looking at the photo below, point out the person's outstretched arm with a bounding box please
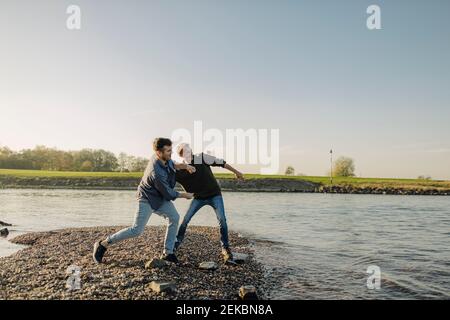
[202,153,244,180]
[224,163,244,181]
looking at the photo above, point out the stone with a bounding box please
[239,285,258,300]
[145,258,168,270]
[232,253,249,264]
[225,259,239,266]
[0,221,12,226]
[199,261,218,270]
[149,281,176,294]
[0,228,9,237]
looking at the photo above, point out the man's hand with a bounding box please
[235,171,245,181]
[186,164,196,174]
[224,163,245,181]
[180,192,194,199]
[174,162,196,173]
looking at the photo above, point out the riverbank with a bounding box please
[0,226,268,300]
[1,169,450,195]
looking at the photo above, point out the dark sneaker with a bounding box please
[222,247,234,263]
[161,253,179,264]
[93,241,107,264]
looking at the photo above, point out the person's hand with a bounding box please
[185,193,194,199]
[181,192,194,199]
[186,165,196,174]
[235,172,244,181]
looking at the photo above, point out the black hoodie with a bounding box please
[176,153,226,199]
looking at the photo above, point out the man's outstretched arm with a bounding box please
[224,163,244,181]
[202,153,244,180]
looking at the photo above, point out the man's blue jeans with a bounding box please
[107,199,179,254]
[176,195,229,249]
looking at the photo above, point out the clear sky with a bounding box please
[1,0,449,179]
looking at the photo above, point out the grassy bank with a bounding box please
[1,169,450,195]
[215,173,450,188]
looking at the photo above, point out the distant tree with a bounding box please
[21,146,74,171]
[0,146,14,168]
[333,156,355,177]
[285,166,295,176]
[72,149,118,172]
[92,149,118,172]
[0,146,33,169]
[117,152,129,172]
[418,175,432,180]
[0,146,13,157]
[72,149,94,171]
[57,151,74,171]
[21,146,49,170]
[80,160,94,172]
[0,145,139,172]
[129,157,148,172]
[117,152,148,172]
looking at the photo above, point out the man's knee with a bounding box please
[130,224,145,236]
[168,211,179,225]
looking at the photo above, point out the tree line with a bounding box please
[0,145,148,172]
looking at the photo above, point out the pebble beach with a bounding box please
[0,226,268,300]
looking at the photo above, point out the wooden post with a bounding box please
[330,149,333,185]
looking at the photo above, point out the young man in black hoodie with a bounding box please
[174,143,244,262]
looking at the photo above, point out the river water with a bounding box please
[0,189,449,299]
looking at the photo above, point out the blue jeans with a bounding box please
[107,199,179,254]
[176,195,229,249]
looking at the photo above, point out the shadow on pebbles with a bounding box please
[0,226,269,300]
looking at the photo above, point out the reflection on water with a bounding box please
[1,189,449,299]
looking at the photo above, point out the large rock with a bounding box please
[149,281,176,294]
[199,261,218,270]
[233,253,249,264]
[225,259,239,266]
[239,285,258,300]
[0,228,9,237]
[0,221,12,226]
[145,258,168,269]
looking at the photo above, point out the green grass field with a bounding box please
[1,168,449,189]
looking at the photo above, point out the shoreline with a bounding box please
[0,226,270,300]
[1,181,449,196]
[1,170,450,195]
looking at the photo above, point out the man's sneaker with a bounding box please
[222,247,234,263]
[93,241,107,264]
[161,253,179,264]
